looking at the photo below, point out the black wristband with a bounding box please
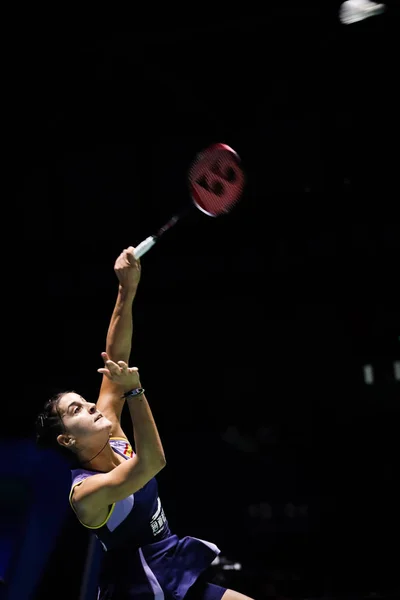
[122,387,145,399]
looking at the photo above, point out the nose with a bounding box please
[89,404,96,414]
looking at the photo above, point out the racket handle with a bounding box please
[133,236,157,259]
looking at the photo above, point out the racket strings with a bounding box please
[190,152,245,216]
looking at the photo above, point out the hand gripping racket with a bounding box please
[133,143,245,259]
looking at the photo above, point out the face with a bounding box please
[57,392,112,450]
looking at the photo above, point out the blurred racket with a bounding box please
[133,143,245,259]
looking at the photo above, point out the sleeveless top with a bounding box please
[69,438,220,600]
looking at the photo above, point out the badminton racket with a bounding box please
[133,143,245,259]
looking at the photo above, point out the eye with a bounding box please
[74,406,81,414]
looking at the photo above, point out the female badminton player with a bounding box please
[35,247,253,600]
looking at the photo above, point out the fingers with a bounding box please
[97,368,112,380]
[126,246,140,266]
[114,247,141,269]
[99,353,139,380]
[101,353,121,374]
[97,363,120,379]
[117,361,139,374]
[105,360,120,373]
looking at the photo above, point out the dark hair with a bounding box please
[35,391,80,468]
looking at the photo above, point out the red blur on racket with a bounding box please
[133,143,245,259]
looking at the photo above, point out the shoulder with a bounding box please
[70,469,96,505]
[69,471,95,517]
[69,470,111,527]
[71,469,93,488]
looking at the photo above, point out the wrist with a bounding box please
[122,387,145,399]
[118,284,138,299]
[122,380,142,394]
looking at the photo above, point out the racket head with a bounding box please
[188,143,245,217]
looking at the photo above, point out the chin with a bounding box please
[96,416,112,429]
[104,417,113,429]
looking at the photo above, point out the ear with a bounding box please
[57,433,74,449]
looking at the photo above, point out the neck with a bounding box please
[78,438,121,472]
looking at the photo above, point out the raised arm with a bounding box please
[73,358,166,518]
[96,247,141,427]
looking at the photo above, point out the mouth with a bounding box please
[95,414,103,422]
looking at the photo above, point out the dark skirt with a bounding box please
[98,533,225,600]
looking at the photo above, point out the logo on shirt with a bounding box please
[123,442,134,458]
[150,497,167,536]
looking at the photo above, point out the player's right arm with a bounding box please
[73,446,165,511]
[73,359,166,515]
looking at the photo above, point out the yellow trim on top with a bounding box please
[109,437,129,441]
[69,480,116,530]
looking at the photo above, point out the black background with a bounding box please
[13,1,400,598]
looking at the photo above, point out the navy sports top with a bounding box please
[70,438,170,551]
[69,438,221,599]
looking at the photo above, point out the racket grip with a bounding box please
[133,236,157,259]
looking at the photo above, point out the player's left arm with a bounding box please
[96,247,141,431]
